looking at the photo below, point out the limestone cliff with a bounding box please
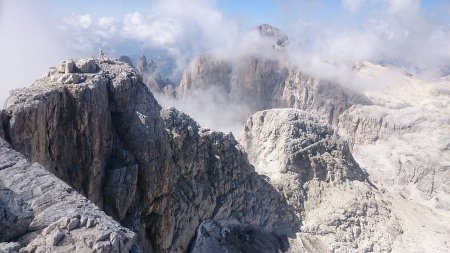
[240,108,450,253]
[176,55,370,126]
[240,109,398,252]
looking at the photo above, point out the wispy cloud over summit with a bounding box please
[1,0,450,105]
[56,0,450,78]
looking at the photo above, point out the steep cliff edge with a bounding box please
[0,138,137,252]
[0,58,298,252]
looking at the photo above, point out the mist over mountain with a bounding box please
[2,0,450,105]
[0,1,449,253]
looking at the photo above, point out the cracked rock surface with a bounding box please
[0,138,137,252]
[240,108,450,252]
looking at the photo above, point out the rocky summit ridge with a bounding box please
[0,57,298,253]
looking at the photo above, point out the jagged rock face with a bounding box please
[135,55,165,94]
[240,109,367,211]
[190,219,290,253]
[0,58,175,252]
[160,108,299,252]
[0,138,137,252]
[4,67,114,207]
[177,55,232,97]
[2,58,167,214]
[119,55,134,68]
[257,24,289,48]
[1,58,298,253]
[136,55,157,76]
[337,105,450,210]
[239,109,407,252]
[173,25,370,127]
[136,55,149,75]
[176,55,370,126]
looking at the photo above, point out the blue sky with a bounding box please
[44,0,284,25]
[41,0,449,23]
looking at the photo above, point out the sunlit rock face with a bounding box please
[240,108,450,253]
[337,103,450,211]
[172,27,450,251]
[240,109,395,252]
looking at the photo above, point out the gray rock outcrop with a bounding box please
[240,109,370,213]
[159,108,299,252]
[136,55,156,76]
[190,219,290,253]
[136,55,148,75]
[239,109,400,252]
[0,187,34,242]
[257,24,289,49]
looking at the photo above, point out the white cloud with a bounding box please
[122,12,180,46]
[59,0,243,77]
[61,14,118,52]
[288,0,450,79]
[0,1,77,105]
[98,17,115,28]
[78,14,93,29]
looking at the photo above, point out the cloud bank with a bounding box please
[58,0,450,80]
[1,0,450,109]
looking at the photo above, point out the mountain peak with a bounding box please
[257,23,289,48]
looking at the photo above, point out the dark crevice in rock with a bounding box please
[0,110,11,144]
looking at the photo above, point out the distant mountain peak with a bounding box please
[257,23,289,48]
